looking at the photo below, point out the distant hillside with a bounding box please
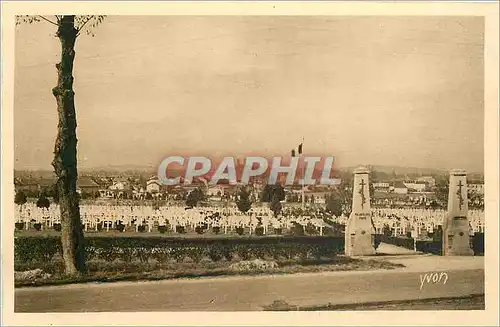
[14,163,483,181]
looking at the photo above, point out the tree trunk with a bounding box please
[52,15,86,275]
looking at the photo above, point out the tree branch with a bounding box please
[75,16,93,36]
[37,15,59,26]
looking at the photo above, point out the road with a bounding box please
[307,294,485,311]
[15,256,484,312]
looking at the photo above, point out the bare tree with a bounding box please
[16,15,105,275]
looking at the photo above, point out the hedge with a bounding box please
[14,236,345,264]
[471,232,484,256]
[378,233,485,256]
[380,235,414,251]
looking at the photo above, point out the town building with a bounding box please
[373,182,390,192]
[146,178,161,193]
[77,177,100,194]
[207,185,225,197]
[109,179,129,191]
[393,181,408,194]
[403,180,427,192]
[416,176,436,188]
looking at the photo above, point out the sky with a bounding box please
[14,16,484,172]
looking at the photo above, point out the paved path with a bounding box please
[376,242,421,255]
[15,255,484,312]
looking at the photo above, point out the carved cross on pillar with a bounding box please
[359,179,366,209]
[456,180,465,210]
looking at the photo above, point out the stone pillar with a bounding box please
[345,167,376,256]
[442,169,474,256]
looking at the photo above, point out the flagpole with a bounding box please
[301,136,305,211]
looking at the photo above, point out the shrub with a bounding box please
[373,234,382,250]
[289,222,305,236]
[14,191,27,206]
[208,245,224,262]
[254,226,264,236]
[235,227,244,235]
[212,226,221,234]
[170,246,187,263]
[36,194,50,209]
[53,223,62,232]
[222,246,233,261]
[274,228,282,235]
[137,225,146,233]
[176,225,186,234]
[195,226,206,235]
[14,237,61,263]
[235,244,252,260]
[416,240,442,255]
[14,235,346,265]
[229,259,278,271]
[185,247,204,263]
[152,248,170,263]
[472,232,484,256]
[158,225,168,234]
[305,223,319,236]
[15,222,25,231]
[251,245,267,259]
[33,223,42,231]
[116,221,125,232]
[381,235,414,250]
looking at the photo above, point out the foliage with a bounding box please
[186,188,205,208]
[116,222,126,232]
[236,188,252,213]
[269,191,284,217]
[305,223,319,236]
[36,193,50,209]
[382,224,392,237]
[325,194,342,217]
[14,191,27,206]
[432,225,443,242]
[15,237,61,263]
[14,236,346,265]
[16,15,106,37]
[435,179,449,206]
[53,223,62,232]
[471,232,484,255]
[260,185,285,203]
[373,234,382,250]
[254,226,264,236]
[195,225,207,235]
[380,235,414,250]
[175,225,186,234]
[288,222,305,236]
[15,222,25,231]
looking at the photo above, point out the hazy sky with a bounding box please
[14,16,484,172]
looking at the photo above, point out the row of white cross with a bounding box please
[15,203,485,236]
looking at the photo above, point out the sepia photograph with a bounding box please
[1,1,499,326]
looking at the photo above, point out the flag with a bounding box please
[291,143,303,157]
